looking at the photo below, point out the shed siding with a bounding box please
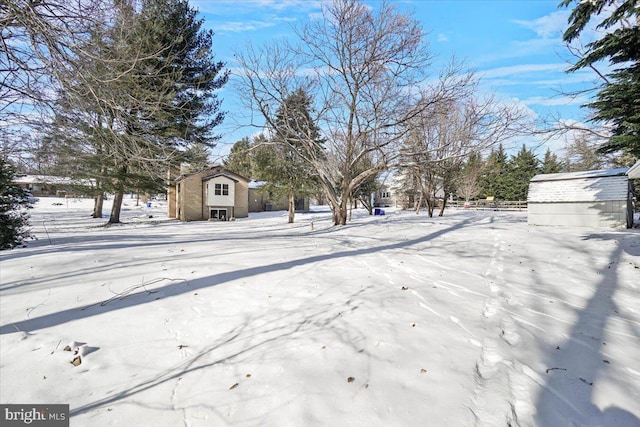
[528,201,627,228]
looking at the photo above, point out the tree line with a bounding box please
[1,0,638,244]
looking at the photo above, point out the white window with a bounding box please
[215,183,229,196]
[382,191,391,199]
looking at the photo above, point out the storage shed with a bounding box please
[528,167,634,229]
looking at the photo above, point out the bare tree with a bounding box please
[236,0,440,225]
[397,69,531,217]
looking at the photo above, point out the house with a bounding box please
[527,167,635,229]
[169,166,250,221]
[11,174,93,197]
[374,184,393,207]
[384,176,446,209]
[248,181,310,212]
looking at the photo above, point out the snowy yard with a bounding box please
[1,197,639,427]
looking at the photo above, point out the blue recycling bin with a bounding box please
[374,208,385,215]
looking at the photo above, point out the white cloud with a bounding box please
[480,63,567,79]
[437,33,449,43]
[217,20,277,32]
[512,10,571,40]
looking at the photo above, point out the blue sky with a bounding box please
[191,0,601,160]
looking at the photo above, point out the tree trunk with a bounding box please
[92,192,104,218]
[438,194,448,217]
[335,206,348,225]
[109,190,124,224]
[415,192,422,214]
[288,192,295,224]
[426,196,434,217]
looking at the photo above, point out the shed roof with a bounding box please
[528,174,629,203]
[530,167,628,182]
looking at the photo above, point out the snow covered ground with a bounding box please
[1,197,639,427]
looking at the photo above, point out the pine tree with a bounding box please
[481,144,509,200]
[224,138,253,179]
[252,88,324,223]
[540,148,563,174]
[48,0,228,223]
[0,159,31,249]
[561,0,640,158]
[507,145,539,200]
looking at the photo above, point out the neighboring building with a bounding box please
[527,167,635,229]
[248,181,310,213]
[11,174,93,197]
[629,160,640,180]
[384,176,445,209]
[169,166,250,221]
[374,184,393,207]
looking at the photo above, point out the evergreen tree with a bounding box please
[507,145,539,200]
[481,144,509,200]
[540,148,563,174]
[48,0,228,223]
[0,159,31,249]
[561,0,640,158]
[253,88,324,223]
[224,137,253,178]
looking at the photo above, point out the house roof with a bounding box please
[530,167,629,182]
[174,166,250,183]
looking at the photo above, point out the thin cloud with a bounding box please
[480,63,567,79]
[217,20,277,33]
[522,94,590,107]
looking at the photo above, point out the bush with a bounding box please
[0,159,32,249]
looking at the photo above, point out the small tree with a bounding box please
[0,159,31,249]
[540,148,563,174]
[457,151,485,204]
[252,88,323,223]
[481,144,509,200]
[506,144,539,200]
[224,137,253,179]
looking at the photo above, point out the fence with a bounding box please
[452,199,528,211]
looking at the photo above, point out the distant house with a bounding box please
[527,167,635,229]
[248,181,310,213]
[384,176,445,209]
[11,174,93,197]
[169,166,250,221]
[374,184,394,207]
